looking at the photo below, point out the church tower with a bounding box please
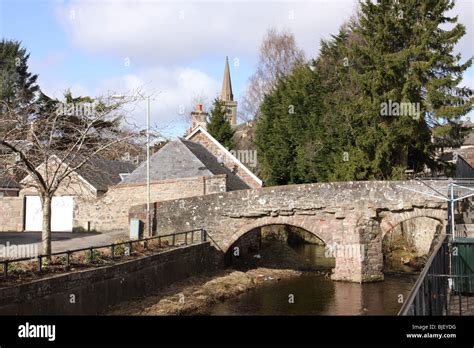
[220,56,238,127]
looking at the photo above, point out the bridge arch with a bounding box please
[132,180,449,282]
[224,215,333,254]
[382,214,444,266]
[379,208,446,239]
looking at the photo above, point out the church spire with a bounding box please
[220,56,234,101]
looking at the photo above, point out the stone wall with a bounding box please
[16,174,227,233]
[77,174,227,233]
[188,131,261,189]
[130,180,448,282]
[0,197,23,232]
[0,242,220,315]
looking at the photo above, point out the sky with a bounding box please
[0,0,473,138]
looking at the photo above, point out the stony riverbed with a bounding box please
[105,241,331,315]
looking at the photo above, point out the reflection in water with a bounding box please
[202,243,416,315]
[201,273,415,315]
[291,243,335,269]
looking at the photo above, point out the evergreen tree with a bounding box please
[207,98,235,149]
[255,0,473,185]
[255,64,329,185]
[0,40,39,111]
[346,0,473,179]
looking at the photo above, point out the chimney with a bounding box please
[190,103,208,132]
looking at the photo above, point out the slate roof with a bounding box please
[76,159,136,192]
[0,174,19,190]
[463,131,474,146]
[120,138,250,190]
[180,139,250,190]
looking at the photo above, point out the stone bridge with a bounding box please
[129,181,448,283]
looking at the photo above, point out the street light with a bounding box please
[112,94,152,236]
[146,96,151,236]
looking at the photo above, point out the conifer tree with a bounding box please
[255,0,473,184]
[256,64,328,185]
[0,40,39,134]
[207,98,235,149]
[347,0,473,178]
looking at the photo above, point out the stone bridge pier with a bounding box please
[129,181,448,283]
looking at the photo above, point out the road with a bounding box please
[0,231,128,258]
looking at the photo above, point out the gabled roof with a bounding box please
[463,131,474,146]
[120,138,250,190]
[180,139,249,190]
[20,155,136,193]
[0,174,19,190]
[463,119,474,128]
[120,139,213,184]
[77,159,136,192]
[186,125,263,187]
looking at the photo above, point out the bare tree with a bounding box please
[240,28,306,121]
[0,91,145,256]
[179,92,211,127]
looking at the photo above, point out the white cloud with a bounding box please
[50,0,473,134]
[94,66,220,137]
[55,0,357,65]
[56,0,473,64]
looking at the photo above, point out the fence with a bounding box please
[398,235,449,315]
[0,228,207,279]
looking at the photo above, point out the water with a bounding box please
[290,243,336,269]
[202,243,417,315]
[201,273,416,315]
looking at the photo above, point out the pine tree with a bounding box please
[316,0,473,180]
[347,0,473,178]
[0,40,39,111]
[207,98,235,149]
[255,0,473,185]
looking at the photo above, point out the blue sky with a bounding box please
[1,0,473,137]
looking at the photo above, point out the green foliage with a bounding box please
[0,39,39,106]
[207,98,235,149]
[256,0,473,184]
[343,0,473,179]
[0,40,40,136]
[34,90,123,152]
[256,64,330,185]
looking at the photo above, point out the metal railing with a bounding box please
[398,234,450,316]
[0,228,207,279]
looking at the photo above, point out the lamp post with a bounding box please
[146,96,151,236]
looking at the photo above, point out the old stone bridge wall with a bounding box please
[130,181,448,283]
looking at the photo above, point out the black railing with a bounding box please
[398,234,450,315]
[0,228,207,279]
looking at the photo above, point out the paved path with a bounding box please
[0,231,128,258]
